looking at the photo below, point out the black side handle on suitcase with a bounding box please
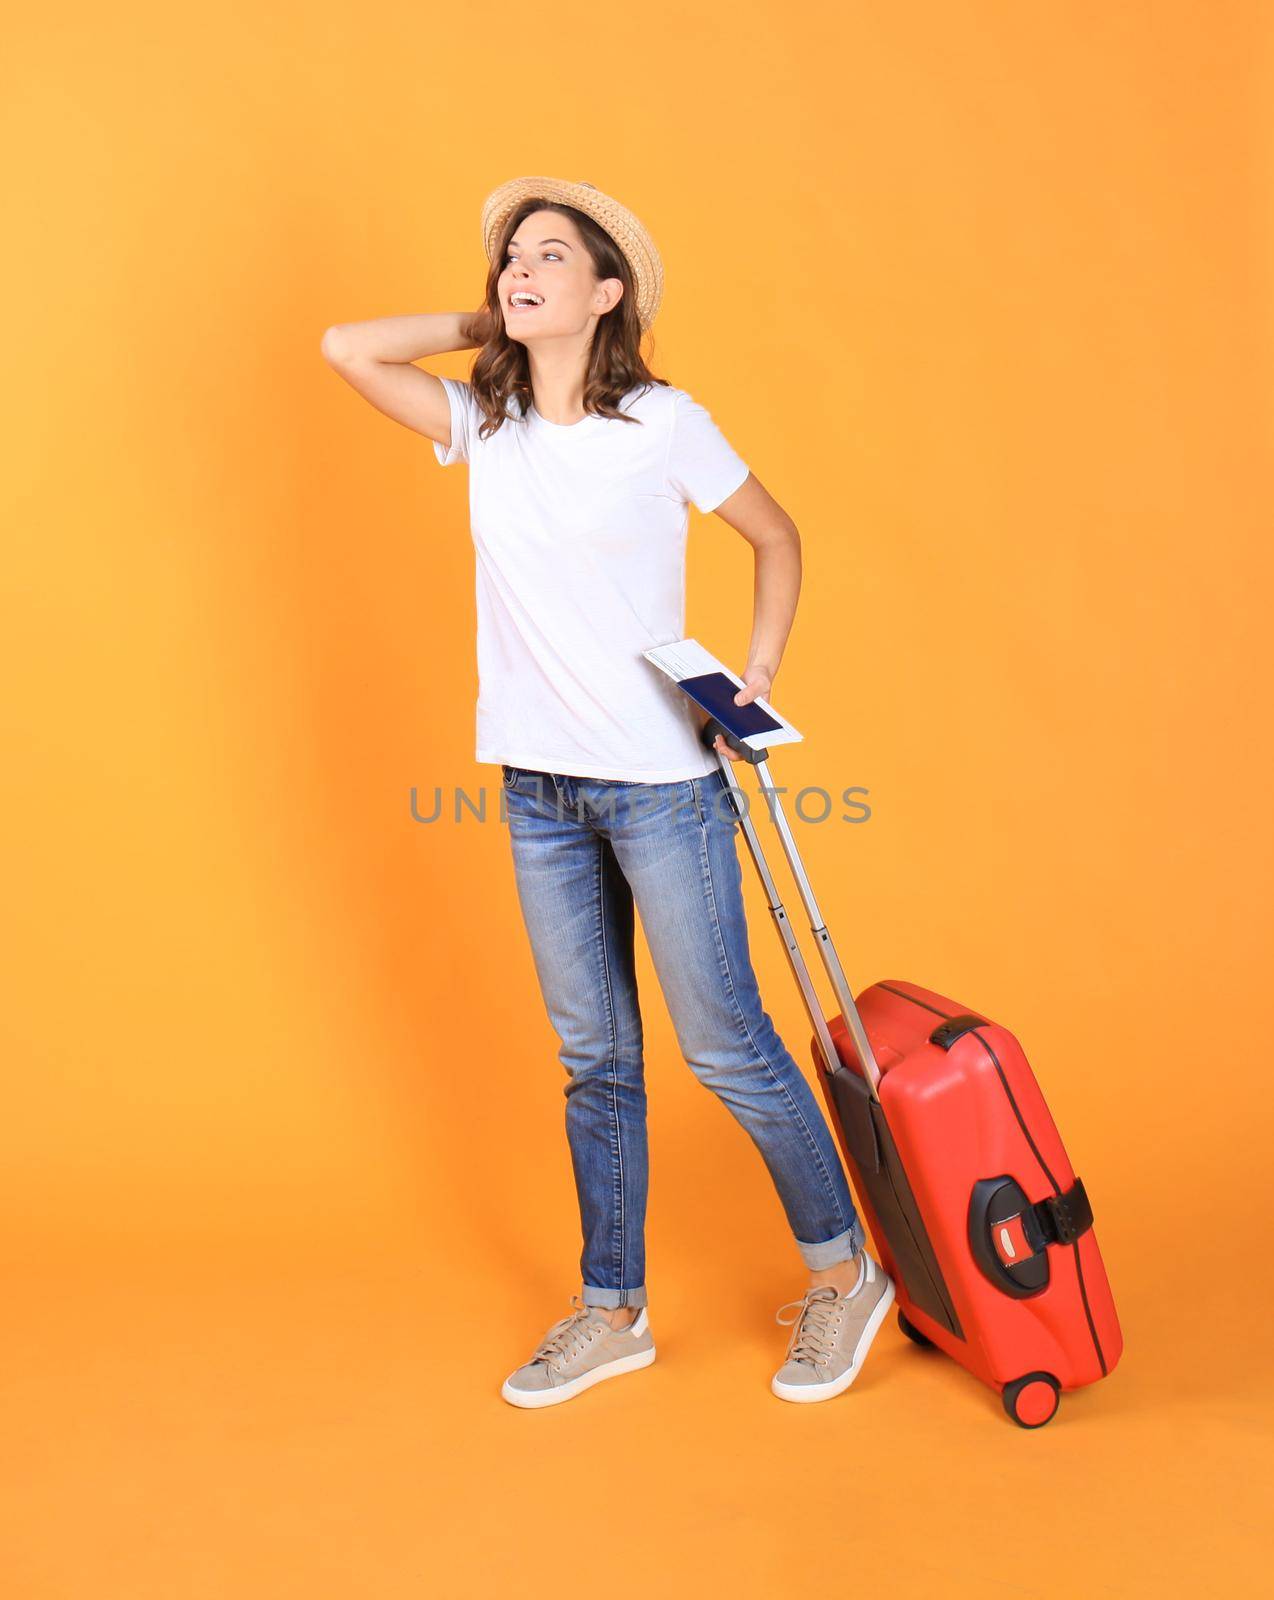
[930,1013,990,1049]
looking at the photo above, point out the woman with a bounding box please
[321,176,894,1408]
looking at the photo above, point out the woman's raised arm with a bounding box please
[320,308,492,445]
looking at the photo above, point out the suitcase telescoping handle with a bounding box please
[700,717,883,1101]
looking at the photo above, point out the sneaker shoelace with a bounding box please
[532,1294,608,1371]
[775,1284,843,1368]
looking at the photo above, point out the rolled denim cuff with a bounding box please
[796,1215,866,1271]
[581,1281,649,1310]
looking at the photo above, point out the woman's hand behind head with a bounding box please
[461,304,496,348]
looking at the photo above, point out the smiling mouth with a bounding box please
[508,293,544,312]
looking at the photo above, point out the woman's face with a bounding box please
[498,210,622,343]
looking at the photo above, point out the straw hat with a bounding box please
[479,176,664,331]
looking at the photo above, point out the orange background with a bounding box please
[4,2,1271,1595]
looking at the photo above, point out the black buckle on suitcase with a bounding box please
[1031,1177,1093,1248]
[970,1176,1095,1298]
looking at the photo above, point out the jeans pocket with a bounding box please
[501,764,520,789]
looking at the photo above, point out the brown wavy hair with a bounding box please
[468,199,668,441]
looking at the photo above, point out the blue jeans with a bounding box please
[499,762,865,1310]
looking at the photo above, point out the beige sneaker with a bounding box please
[771,1253,896,1403]
[500,1294,656,1409]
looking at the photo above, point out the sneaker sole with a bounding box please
[770,1277,896,1404]
[500,1344,657,1409]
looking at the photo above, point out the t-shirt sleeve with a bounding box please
[665,389,751,513]
[432,375,480,467]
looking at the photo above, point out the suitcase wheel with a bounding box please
[1001,1371,1061,1429]
[896,1309,935,1349]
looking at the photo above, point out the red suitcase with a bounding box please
[702,720,1123,1427]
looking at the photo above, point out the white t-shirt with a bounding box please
[432,376,750,782]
